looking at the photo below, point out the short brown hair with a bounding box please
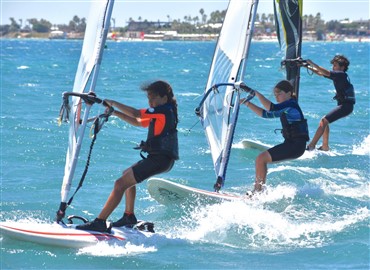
[274,80,293,94]
[331,55,350,71]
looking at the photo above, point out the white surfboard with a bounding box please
[147,178,244,206]
[0,220,154,249]
[241,139,270,152]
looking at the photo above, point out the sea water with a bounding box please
[0,39,369,269]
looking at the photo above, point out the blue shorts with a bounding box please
[132,154,175,183]
[268,139,306,162]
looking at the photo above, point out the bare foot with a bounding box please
[318,146,329,151]
[306,145,315,151]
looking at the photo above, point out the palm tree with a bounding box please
[199,8,205,24]
[111,18,115,31]
[268,13,274,24]
[261,13,267,24]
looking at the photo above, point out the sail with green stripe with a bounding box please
[274,0,303,99]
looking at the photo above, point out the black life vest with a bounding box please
[136,130,179,160]
[135,104,179,160]
[334,84,356,105]
[329,72,356,105]
[280,102,309,141]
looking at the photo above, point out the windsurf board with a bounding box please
[0,220,154,249]
[147,178,244,206]
[241,139,270,152]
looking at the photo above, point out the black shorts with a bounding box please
[325,103,354,124]
[132,154,175,183]
[268,139,306,162]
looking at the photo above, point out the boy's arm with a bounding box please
[306,59,331,77]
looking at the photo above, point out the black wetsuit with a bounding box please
[132,103,178,183]
[262,98,309,162]
[324,70,355,123]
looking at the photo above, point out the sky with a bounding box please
[1,0,369,27]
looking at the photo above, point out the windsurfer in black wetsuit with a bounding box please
[304,55,355,151]
[240,80,309,193]
[76,80,179,232]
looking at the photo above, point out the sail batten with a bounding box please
[198,0,258,189]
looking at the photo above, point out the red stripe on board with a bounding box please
[1,225,126,241]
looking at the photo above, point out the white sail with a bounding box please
[198,0,258,190]
[57,0,115,221]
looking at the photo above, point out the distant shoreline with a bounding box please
[1,37,368,43]
[2,32,369,43]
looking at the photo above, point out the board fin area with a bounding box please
[147,178,244,206]
[127,221,155,233]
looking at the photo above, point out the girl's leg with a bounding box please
[254,151,272,191]
[97,168,136,220]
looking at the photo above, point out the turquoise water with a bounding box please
[1,39,369,269]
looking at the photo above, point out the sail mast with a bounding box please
[296,1,303,98]
[216,0,259,190]
[56,0,115,222]
[274,0,303,99]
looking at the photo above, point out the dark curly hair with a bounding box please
[141,80,178,124]
[330,55,350,72]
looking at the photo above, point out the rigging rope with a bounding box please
[57,92,114,213]
[67,107,114,207]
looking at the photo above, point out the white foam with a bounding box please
[178,92,200,97]
[270,165,367,198]
[299,148,343,160]
[174,199,369,250]
[17,66,29,69]
[77,241,157,256]
[352,134,370,155]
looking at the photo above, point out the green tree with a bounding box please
[68,16,86,32]
[76,18,86,32]
[326,20,341,33]
[73,15,80,25]
[199,8,206,24]
[0,24,10,36]
[303,15,308,29]
[261,13,267,24]
[28,18,51,33]
[208,10,223,23]
[9,17,21,32]
[267,13,274,24]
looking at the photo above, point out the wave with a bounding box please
[161,194,369,251]
[352,134,370,155]
[269,165,368,199]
